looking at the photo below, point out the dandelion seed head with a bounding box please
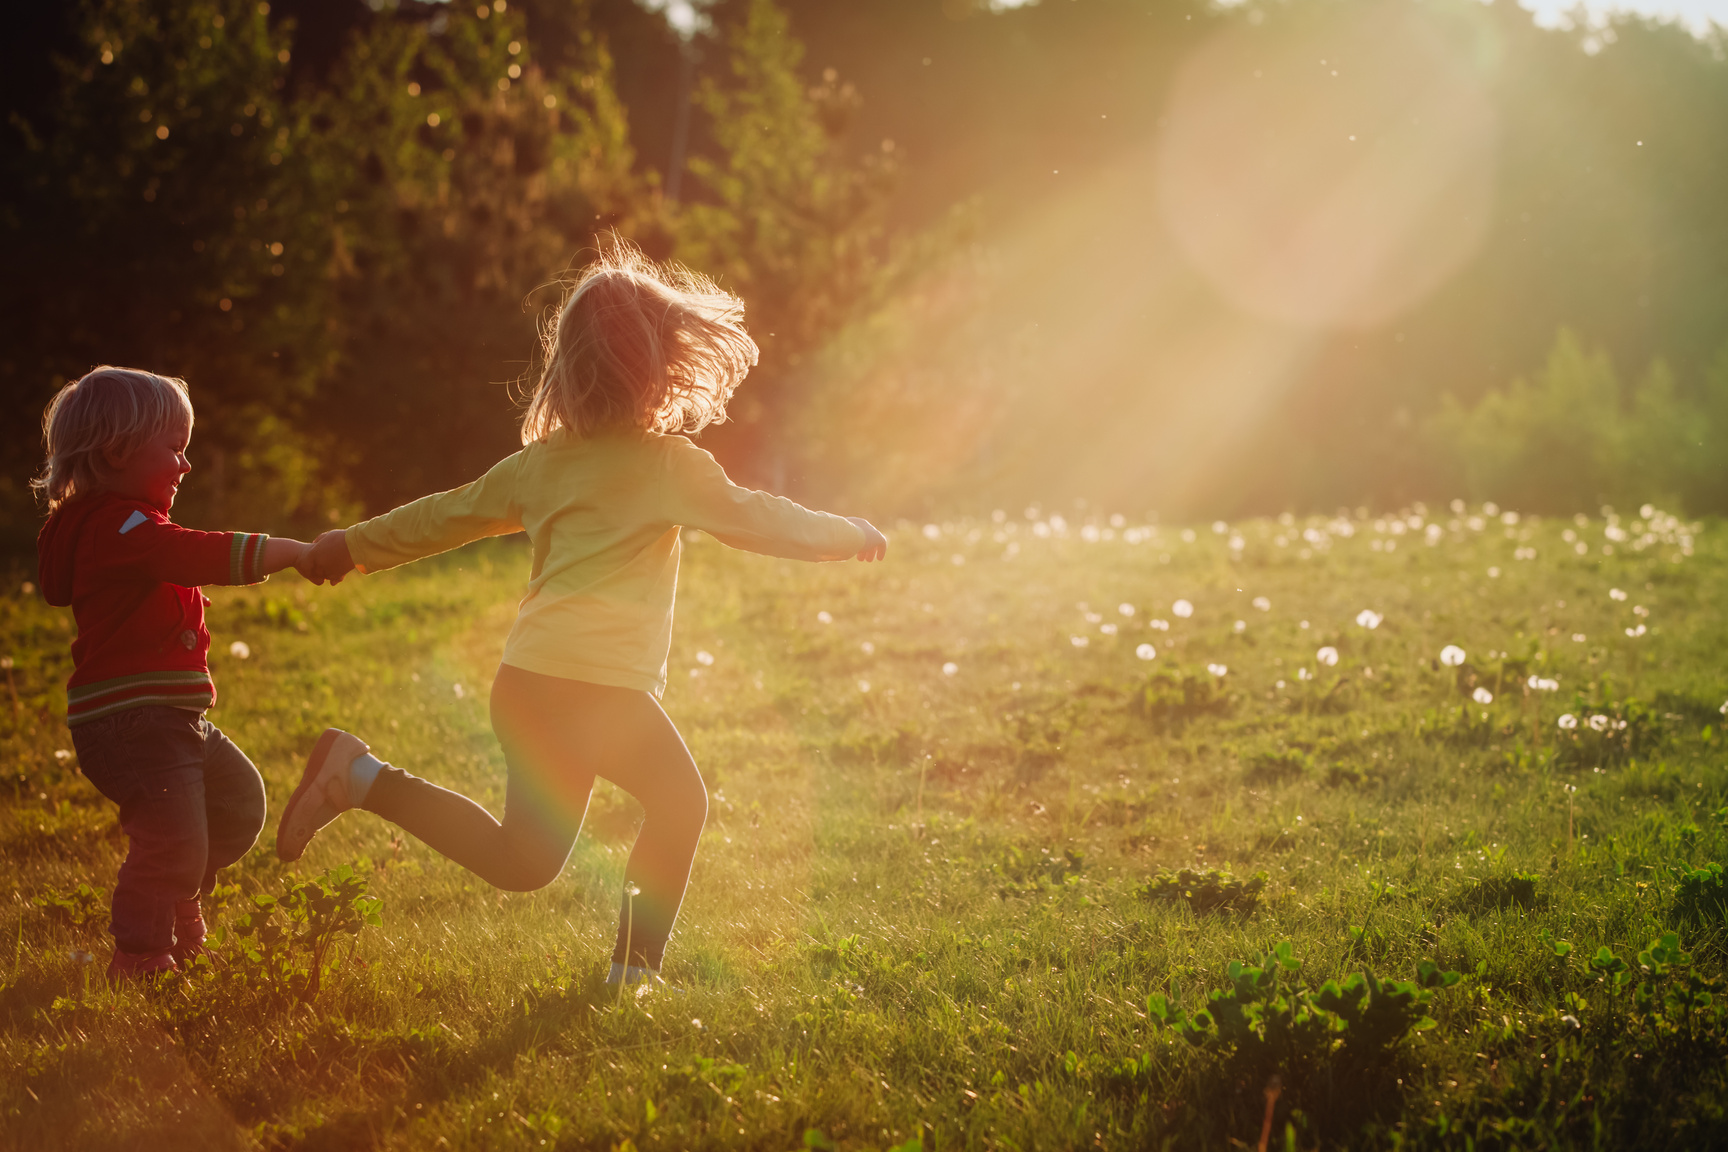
[1135,643,1157,661]
[1150,619,1170,631]
[1252,596,1271,611]
[696,650,715,666]
[942,662,959,676]
[922,524,941,540]
[817,610,833,624]
[858,679,871,692]
[1473,687,1494,705]
[1572,633,1587,643]
[1207,663,1228,677]
[1440,645,1466,667]
[1610,588,1628,601]
[1172,599,1194,618]
[861,641,875,655]
[1316,646,1339,666]
[1070,636,1089,648]
[1233,620,1246,633]
[1100,623,1118,635]
[1118,602,1135,616]
[452,682,465,698]
[229,640,251,659]
[1558,713,1579,730]
[1355,609,1383,629]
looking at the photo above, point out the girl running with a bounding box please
[278,242,887,985]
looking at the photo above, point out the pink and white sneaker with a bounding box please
[276,728,370,862]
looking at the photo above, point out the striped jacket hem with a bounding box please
[66,670,214,727]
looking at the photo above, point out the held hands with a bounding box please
[296,529,357,585]
[847,517,888,562]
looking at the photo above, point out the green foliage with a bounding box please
[1135,867,1267,915]
[1431,328,1725,515]
[1149,943,1459,1139]
[33,883,107,930]
[216,862,382,1006]
[1672,862,1728,927]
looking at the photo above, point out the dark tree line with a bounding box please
[3,0,1726,544]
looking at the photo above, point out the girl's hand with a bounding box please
[304,529,357,585]
[847,517,888,562]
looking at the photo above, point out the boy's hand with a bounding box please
[847,517,888,562]
[291,542,320,583]
[304,529,356,585]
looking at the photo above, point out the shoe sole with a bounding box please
[276,727,348,862]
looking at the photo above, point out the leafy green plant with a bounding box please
[1673,862,1728,926]
[33,883,107,930]
[1148,943,1460,1140]
[1135,867,1267,915]
[995,845,1084,898]
[216,863,382,1005]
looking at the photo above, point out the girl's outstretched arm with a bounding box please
[662,438,878,562]
[847,517,888,562]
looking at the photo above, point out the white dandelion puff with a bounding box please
[1298,667,1311,680]
[861,641,875,655]
[1610,588,1628,601]
[922,524,941,540]
[1150,619,1170,631]
[1251,596,1271,611]
[1355,609,1383,629]
[942,662,959,676]
[696,650,715,666]
[1558,713,1579,730]
[1207,663,1228,677]
[452,682,465,698]
[816,610,833,624]
[229,640,251,659]
[1487,566,1501,579]
[1118,603,1136,617]
[1173,599,1194,618]
[1135,643,1157,661]
[1572,633,1587,643]
[1439,645,1466,667]
[1527,675,1560,691]
[1233,620,1246,633]
[1071,636,1089,648]
[1100,623,1118,635]
[1589,714,1610,732]
[1472,687,1494,705]
[1625,625,1646,638]
[858,680,871,693]
[1316,646,1339,667]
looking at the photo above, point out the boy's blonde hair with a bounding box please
[34,367,194,512]
[522,240,758,443]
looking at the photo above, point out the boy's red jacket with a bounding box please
[38,492,269,727]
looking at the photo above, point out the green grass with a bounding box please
[4,505,1728,1150]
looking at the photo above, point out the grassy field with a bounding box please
[4,503,1728,1151]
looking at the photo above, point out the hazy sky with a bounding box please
[1521,0,1727,34]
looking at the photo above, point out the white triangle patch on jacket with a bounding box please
[119,510,149,535]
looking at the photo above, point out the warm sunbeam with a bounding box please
[1156,3,1498,330]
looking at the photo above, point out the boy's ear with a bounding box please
[101,440,130,470]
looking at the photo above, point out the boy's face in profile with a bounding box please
[105,417,193,512]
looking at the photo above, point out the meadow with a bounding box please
[3,502,1727,1151]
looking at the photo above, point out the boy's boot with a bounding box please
[107,946,176,983]
[171,897,207,964]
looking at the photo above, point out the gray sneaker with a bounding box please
[276,728,369,861]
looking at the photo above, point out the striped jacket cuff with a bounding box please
[229,533,270,585]
[66,671,215,726]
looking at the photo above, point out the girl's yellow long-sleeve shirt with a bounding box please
[345,429,867,696]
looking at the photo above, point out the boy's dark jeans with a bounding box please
[71,706,267,955]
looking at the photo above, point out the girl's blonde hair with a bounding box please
[522,240,757,443]
[34,367,194,513]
